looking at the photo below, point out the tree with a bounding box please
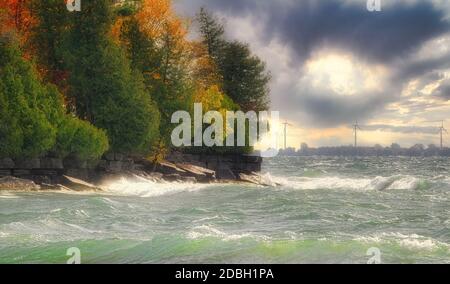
[196,7,224,61]
[118,0,192,147]
[0,36,108,159]
[30,0,71,88]
[0,0,34,41]
[196,9,271,112]
[219,41,271,111]
[60,0,160,154]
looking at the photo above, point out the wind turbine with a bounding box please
[424,120,448,150]
[439,120,448,150]
[282,121,293,150]
[353,120,361,148]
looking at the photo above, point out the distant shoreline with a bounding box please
[278,144,450,157]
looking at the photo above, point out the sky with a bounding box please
[174,0,450,148]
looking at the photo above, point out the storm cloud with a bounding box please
[175,0,450,142]
[179,0,450,64]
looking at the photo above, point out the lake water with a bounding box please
[1,156,450,263]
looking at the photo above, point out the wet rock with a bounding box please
[61,175,101,192]
[216,167,236,180]
[163,173,182,182]
[176,163,215,180]
[132,172,163,182]
[65,169,89,181]
[0,176,40,191]
[238,173,277,187]
[157,161,186,175]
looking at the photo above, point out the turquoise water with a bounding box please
[1,156,450,264]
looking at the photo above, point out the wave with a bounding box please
[102,176,211,198]
[187,225,270,242]
[271,175,431,191]
[354,232,449,251]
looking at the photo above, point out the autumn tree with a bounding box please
[30,0,72,88]
[68,0,160,154]
[118,0,192,148]
[0,0,34,40]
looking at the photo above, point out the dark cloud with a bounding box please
[282,86,396,127]
[434,79,450,100]
[175,0,450,131]
[179,0,450,64]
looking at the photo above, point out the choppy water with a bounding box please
[1,156,450,264]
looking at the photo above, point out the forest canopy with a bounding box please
[0,0,271,160]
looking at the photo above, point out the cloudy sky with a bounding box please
[175,0,450,148]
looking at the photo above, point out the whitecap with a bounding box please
[102,177,210,198]
[187,225,270,242]
[354,232,449,251]
[269,174,426,191]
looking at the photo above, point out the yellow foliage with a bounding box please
[136,0,188,46]
[190,41,221,88]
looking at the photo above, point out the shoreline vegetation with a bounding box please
[0,0,271,192]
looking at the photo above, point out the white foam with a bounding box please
[272,175,423,191]
[187,225,270,241]
[354,232,449,251]
[103,177,210,198]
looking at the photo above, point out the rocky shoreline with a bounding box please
[0,153,275,192]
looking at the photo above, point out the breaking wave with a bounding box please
[271,175,432,191]
[102,176,211,198]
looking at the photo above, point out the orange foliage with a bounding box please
[0,0,34,38]
[190,41,222,89]
[135,0,188,48]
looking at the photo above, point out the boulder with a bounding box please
[121,159,134,171]
[40,158,63,169]
[61,175,101,192]
[97,160,108,170]
[216,167,237,180]
[132,172,163,182]
[157,161,186,175]
[65,169,89,181]
[63,158,87,169]
[12,169,31,176]
[107,161,123,173]
[114,153,124,161]
[162,174,197,183]
[14,159,40,169]
[177,163,215,178]
[104,153,115,161]
[238,173,277,187]
[0,176,40,191]
[0,158,14,169]
[0,170,12,176]
[163,173,183,182]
